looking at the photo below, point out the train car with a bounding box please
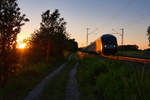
[97,34,118,55]
[83,42,96,53]
[83,34,118,55]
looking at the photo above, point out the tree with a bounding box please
[118,45,139,51]
[0,0,29,87]
[66,39,78,51]
[147,26,150,46]
[30,9,69,60]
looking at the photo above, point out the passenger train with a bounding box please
[83,34,118,55]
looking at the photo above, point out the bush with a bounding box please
[77,55,150,100]
[118,45,139,51]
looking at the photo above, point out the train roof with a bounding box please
[95,34,116,41]
[101,34,116,38]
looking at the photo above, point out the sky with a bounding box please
[18,0,150,49]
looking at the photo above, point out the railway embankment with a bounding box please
[116,50,150,59]
[2,52,150,100]
[76,53,150,100]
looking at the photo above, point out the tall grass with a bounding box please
[0,57,66,100]
[116,50,150,59]
[77,55,150,100]
[39,54,78,100]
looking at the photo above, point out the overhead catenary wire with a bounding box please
[86,27,99,46]
[86,0,149,47]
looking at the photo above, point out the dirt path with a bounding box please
[66,63,80,100]
[24,54,80,100]
[24,63,67,100]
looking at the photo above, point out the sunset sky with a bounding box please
[18,0,150,49]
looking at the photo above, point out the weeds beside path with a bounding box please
[2,53,80,100]
[38,53,80,100]
[24,63,67,100]
[0,57,65,100]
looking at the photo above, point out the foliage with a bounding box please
[29,9,78,61]
[65,39,78,52]
[147,26,150,46]
[39,54,78,100]
[77,55,150,100]
[116,50,150,59]
[118,45,139,51]
[0,0,29,87]
[0,57,65,100]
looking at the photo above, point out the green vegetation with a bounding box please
[0,0,29,87]
[39,54,78,100]
[116,50,150,59]
[0,0,78,88]
[118,45,139,51]
[0,57,66,100]
[29,9,78,60]
[77,54,150,100]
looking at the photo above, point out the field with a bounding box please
[0,57,66,100]
[116,50,150,59]
[77,54,150,100]
[1,52,150,100]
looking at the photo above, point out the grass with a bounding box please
[0,57,66,100]
[116,50,150,59]
[39,54,78,100]
[77,54,150,100]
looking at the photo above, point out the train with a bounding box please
[83,34,118,55]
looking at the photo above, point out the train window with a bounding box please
[102,37,117,44]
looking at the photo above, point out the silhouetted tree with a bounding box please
[147,26,150,46]
[66,39,78,51]
[118,45,139,51]
[0,0,29,87]
[30,9,69,60]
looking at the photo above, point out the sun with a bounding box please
[18,43,26,49]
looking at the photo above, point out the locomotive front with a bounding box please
[101,34,118,55]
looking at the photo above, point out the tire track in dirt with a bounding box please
[24,63,67,100]
[66,63,80,100]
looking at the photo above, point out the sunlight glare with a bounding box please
[18,43,26,49]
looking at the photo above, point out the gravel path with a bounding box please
[66,63,80,100]
[24,63,67,100]
[24,54,79,100]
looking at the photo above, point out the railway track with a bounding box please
[80,51,150,64]
[103,55,150,64]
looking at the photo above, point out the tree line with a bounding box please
[0,0,78,87]
[118,45,139,51]
[0,0,150,87]
[27,9,78,63]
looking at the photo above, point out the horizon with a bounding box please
[18,0,150,49]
